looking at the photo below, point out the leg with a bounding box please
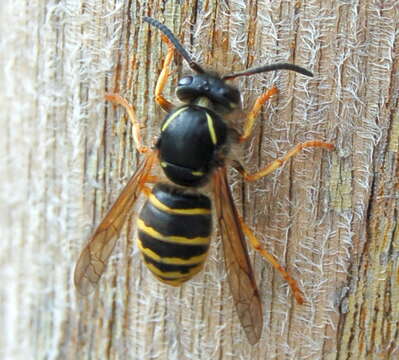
[105,93,148,154]
[239,86,279,142]
[234,141,335,182]
[239,218,305,305]
[155,35,176,112]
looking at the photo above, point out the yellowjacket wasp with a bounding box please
[74,17,334,344]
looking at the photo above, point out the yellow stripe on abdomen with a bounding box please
[137,239,208,265]
[148,192,211,215]
[143,261,204,279]
[137,218,210,245]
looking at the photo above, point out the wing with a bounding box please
[212,166,263,345]
[74,150,157,295]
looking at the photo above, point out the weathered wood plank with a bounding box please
[1,1,398,359]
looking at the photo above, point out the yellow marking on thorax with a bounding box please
[161,107,187,132]
[137,240,208,265]
[206,113,217,144]
[137,218,210,245]
[149,193,211,215]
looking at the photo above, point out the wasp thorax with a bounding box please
[176,73,240,113]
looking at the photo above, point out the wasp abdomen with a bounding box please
[137,183,212,286]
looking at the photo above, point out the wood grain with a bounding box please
[1,0,399,359]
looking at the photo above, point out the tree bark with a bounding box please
[1,1,399,359]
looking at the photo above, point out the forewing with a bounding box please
[212,166,263,344]
[74,151,157,295]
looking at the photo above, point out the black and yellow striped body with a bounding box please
[137,183,212,286]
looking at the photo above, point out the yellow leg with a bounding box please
[105,93,148,154]
[155,35,176,112]
[240,219,305,305]
[240,86,279,142]
[234,141,335,182]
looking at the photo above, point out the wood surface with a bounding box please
[1,1,399,359]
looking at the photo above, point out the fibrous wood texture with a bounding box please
[1,1,399,359]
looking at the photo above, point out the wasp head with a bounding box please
[176,73,241,113]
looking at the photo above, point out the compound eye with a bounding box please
[178,76,193,86]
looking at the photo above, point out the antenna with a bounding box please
[143,17,205,74]
[222,63,313,80]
